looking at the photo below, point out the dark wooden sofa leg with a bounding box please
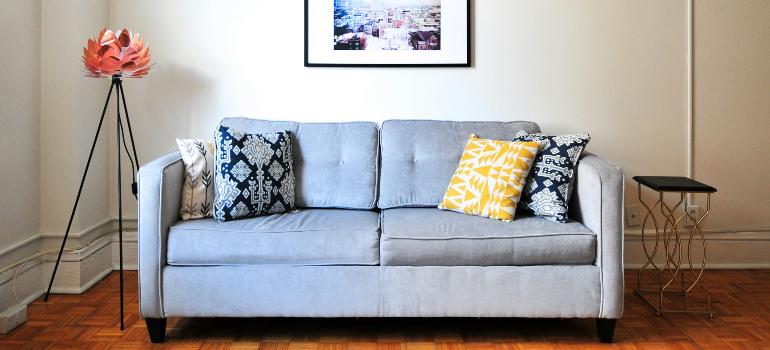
[596,318,617,343]
[145,318,167,343]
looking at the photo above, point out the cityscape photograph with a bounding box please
[333,0,441,50]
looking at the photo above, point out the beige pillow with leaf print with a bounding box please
[176,139,215,220]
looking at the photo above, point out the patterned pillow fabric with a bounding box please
[176,139,216,220]
[513,131,591,223]
[214,125,296,222]
[438,135,541,221]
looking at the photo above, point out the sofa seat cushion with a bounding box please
[380,208,595,266]
[167,209,380,266]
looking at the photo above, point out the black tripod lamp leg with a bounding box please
[118,118,136,196]
[119,84,140,197]
[45,81,116,302]
[116,81,125,331]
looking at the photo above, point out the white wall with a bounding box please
[41,0,111,236]
[106,0,770,236]
[0,0,42,251]
[693,1,770,231]
[110,0,694,225]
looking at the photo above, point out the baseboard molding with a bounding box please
[39,217,115,251]
[41,235,114,294]
[39,217,137,250]
[0,259,44,317]
[0,217,137,334]
[112,231,138,271]
[624,229,770,269]
[0,236,41,281]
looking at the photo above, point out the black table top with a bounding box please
[633,176,717,193]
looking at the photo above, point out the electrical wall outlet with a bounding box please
[626,205,641,226]
[684,205,699,227]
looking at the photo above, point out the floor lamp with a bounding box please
[44,28,153,330]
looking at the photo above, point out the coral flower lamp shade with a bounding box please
[82,28,153,78]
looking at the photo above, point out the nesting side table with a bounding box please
[632,176,717,317]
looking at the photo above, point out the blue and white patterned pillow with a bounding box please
[214,125,295,222]
[513,131,590,223]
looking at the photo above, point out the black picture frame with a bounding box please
[305,0,471,67]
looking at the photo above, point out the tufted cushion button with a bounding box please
[339,160,344,165]
[413,159,418,163]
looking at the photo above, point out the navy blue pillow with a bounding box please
[513,131,590,223]
[214,125,295,222]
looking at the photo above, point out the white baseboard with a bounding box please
[0,217,137,334]
[0,259,44,317]
[39,217,116,251]
[625,229,770,269]
[112,232,138,270]
[41,235,114,294]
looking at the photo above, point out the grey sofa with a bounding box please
[137,118,625,343]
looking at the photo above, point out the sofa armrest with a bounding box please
[568,152,625,319]
[137,151,184,319]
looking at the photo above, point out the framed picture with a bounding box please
[305,0,470,67]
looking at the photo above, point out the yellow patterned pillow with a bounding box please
[438,135,541,221]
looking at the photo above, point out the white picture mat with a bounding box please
[307,0,468,65]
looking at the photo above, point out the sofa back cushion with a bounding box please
[220,118,379,209]
[378,120,541,209]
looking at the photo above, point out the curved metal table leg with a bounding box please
[634,185,714,318]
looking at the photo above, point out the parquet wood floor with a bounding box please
[2,269,769,349]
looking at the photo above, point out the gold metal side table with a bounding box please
[632,176,717,317]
